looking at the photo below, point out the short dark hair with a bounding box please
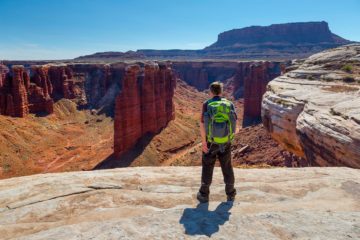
[210,81,223,95]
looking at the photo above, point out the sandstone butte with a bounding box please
[0,167,359,239]
[262,44,360,168]
[114,63,176,157]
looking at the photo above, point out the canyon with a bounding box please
[172,61,283,126]
[0,59,295,179]
[0,23,358,179]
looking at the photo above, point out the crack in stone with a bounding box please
[6,189,93,210]
[86,185,123,190]
[5,186,123,211]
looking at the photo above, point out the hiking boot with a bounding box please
[227,189,236,202]
[197,192,209,203]
[227,194,236,202]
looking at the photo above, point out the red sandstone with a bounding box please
[114,63,176,157]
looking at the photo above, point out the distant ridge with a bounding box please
[75,21,355,61]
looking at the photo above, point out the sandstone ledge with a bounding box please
[0,167,359,239]
[262,44,360,167]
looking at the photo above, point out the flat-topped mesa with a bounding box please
[262,44,360,168]
[212,21,339,47]
[114,63,176,157]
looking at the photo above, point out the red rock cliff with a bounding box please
[0,64,84,117]
[67,63,125,109]
[0,65,29,117]
[47,65,79,100]
[29,66,54,114]
[114,63,176,157]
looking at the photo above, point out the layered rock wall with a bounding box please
[173,61,282,126]
[114,63,176,157]
[172,61,238,90]
[68,63,125,110]
[28,66,54,114]
[0,63,120,117]
[262,44,360,168]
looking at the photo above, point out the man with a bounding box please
[197,81,237,203]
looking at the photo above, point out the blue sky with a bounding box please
[0,0,359,60]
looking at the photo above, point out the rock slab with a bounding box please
[262,44,360,167]
[0,167,359,239]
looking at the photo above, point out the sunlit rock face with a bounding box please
[113,63,176,157]
[0,167,359,239]
[0,65,29,117]
[262,44,360,168]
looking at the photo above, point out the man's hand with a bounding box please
[202,142,209,153]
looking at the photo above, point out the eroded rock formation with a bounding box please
[262,44,360,168]
[114,63,176,157]
[0,63,123,117]
[28,66,54,114]
[68,63,126,111]
[0,65,29,117]
[47,65,80,100]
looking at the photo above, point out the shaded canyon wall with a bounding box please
[172,61,283,126]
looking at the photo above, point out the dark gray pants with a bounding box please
[199,143,236,196]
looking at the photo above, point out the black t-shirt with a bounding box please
[201,96,236,123]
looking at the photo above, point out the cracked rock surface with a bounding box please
[262,44,360,167]
[0,167,359,239]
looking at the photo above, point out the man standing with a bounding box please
[197,81,237,203]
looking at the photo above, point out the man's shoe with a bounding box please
[227,194,236,202]
[197,192,209,203]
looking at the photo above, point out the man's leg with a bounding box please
[199,145,216,198]
[218,144,236,199]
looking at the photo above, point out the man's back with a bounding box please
[198,82,237,203]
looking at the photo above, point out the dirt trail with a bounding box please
[162,142,202,166]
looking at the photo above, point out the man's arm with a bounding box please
[231,102,238,134]
[200,121,208,152]
[200,102,208,153]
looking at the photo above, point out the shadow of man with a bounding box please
[179,201,233,237]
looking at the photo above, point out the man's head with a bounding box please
[209,81,223,96]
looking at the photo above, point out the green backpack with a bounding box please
[203,98,237,145]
